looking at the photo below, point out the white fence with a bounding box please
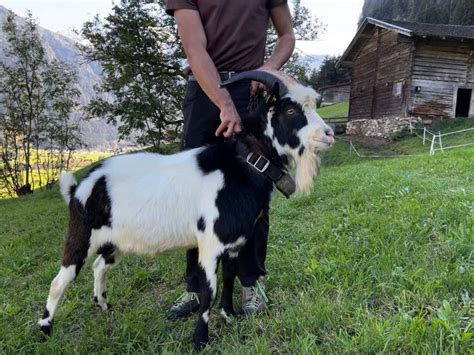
[348,122,474,159]
[408,123,474,155]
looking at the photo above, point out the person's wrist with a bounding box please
[260,62,279,71]
[216,90,234,110]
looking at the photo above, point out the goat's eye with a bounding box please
[287,109,296,115]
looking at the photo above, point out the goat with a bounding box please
[38,70,334,350]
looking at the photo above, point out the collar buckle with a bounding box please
[246,152,270,173]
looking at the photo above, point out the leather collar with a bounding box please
[235,141,296,198]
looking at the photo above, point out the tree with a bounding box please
[266,0,325,81]
[0,11,81,196]
[81,0,185,150]
[308,55,351,90]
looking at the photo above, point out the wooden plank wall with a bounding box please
[373,31,413,118]
[411,39,474,118]
[349,29,412,121]
[349,30,378,120]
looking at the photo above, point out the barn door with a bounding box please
[455,88,472,117]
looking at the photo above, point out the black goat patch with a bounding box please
[62,198,91,271]
[196,142,273,245]
[197,217,206,232]
[298,146,305,156]
[97,242,116,264]
[86,176,112,229]
[69,185,77,201]
[62,175,112,272]
[271,99,307,149]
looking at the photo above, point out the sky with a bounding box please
[0,0,364,56]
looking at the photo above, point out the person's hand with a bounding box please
[250,64,277,94]
[215,102,242,138]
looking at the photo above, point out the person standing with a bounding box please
[165,0,295,319]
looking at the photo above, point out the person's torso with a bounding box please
[196,0,272,71]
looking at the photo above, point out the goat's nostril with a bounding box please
[325,128,334,137]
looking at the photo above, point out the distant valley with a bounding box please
[0,5,124,150]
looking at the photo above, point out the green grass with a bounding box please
[1,120,473,353]
[318,101,349,120]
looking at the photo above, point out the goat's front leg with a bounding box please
[219,253,237,322]
[193,248,219,351]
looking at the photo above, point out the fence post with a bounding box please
[430,134,436,156]
[439,131,444,153]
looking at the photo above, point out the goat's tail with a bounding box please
[59,172,77,204]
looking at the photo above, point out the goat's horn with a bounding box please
[220,71,289,98]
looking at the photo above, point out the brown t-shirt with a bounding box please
[166,0,287,71]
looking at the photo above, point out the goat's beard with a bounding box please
[294,148,321,196]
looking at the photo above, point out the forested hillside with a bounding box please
[360,0,474,25]
[0,5,123,150]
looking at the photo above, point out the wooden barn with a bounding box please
[339,18,474,122]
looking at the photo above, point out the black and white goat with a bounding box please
[38,70,334,349]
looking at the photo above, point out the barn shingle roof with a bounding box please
[389,20,474,41]
[338,18,474,67]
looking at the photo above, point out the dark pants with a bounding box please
[182,79,269,291]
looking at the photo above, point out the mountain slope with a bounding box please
[0,5,122,150]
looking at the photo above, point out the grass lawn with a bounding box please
[0,120,473,353]
[318,101,349,120]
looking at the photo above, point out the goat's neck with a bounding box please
[239,102,289,170]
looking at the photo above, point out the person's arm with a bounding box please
[174,9,241,138]
[253,3,296,92]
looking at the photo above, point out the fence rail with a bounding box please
[348,122,474,159]
[408,122,474,156]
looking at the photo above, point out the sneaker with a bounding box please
[167,292,200,320]
[242,281,268,316]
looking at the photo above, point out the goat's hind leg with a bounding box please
[38,264,78,336]
[38,243,90,336]
[39,201,91,337]
[93,243,121,310]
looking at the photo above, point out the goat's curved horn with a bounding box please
[220,71,289,98]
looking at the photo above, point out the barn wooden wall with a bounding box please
[349,28,412,121]
[411,39,474,118]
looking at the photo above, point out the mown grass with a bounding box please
[318,101,349,120]
[0,120,473,353]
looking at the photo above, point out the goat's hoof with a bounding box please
[193,339,209,352]
[94,296,111,310]
[220,308,235,324]
[193,333,209,352]
[39,322,53,339]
